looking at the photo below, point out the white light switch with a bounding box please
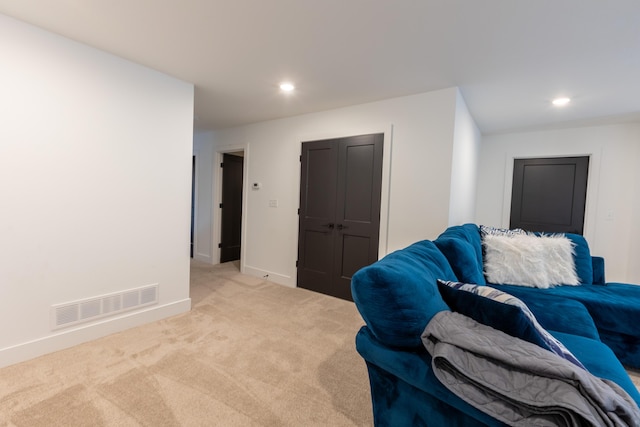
[268,199,278,208]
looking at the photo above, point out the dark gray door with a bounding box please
[297,133,383,301]
[510,156,589,234]
[220,153,243,262]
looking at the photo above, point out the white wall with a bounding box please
[196,88,463,286]
[193,132,215,263]
[449,88,482,225]
[477,123,640,283]
[0,14,193,367]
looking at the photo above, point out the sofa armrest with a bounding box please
[592,256,605,285]
[355,327,504,426]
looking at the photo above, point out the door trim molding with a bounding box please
[213,145,249,272]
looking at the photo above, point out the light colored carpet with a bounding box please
[1,261,639,426]
[629,368,640,391]
[0,260,373,426]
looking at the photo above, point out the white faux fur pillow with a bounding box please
[483,234,580,288]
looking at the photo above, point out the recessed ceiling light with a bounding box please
[279,82,295,92]
[552,97,571,106]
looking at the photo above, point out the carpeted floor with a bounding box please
[1,260,639,426]
[0,260,373,426]
[630,368,640,391]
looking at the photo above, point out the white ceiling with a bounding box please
[1,0,640,134]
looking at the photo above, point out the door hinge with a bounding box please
[218,243,222,248]
[296,260,299,267]
[220,162,224,168]
[299,155,302,162]
[219,203,223,208]
[297,208,300,215]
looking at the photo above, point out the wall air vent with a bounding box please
[51,284,159,330]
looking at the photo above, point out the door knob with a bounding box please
[320,223,335,229]
[337,224,349,230]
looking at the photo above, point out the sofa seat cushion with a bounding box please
[550,330,640,407]
[351,240,456,349]
[515,293,600,340]
[488,283,640,339]
[597,329,640,369]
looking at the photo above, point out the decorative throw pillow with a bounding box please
[480,224,527,237]
[437,280,586,369]
[483,233,580,288]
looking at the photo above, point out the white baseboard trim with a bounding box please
[242,265,295,288]
[0,298,191,369]
[193,252,213,264]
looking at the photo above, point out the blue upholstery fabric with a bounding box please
[352,231,640,425]
[437,280,586,369]
[435,224,485,284]
[598,330,640,370]
[356,327,506,426]
[434,238,486,285]
[592,256,606,285]
[365,362,503,427]
[549,331,640,407]
[437,224,640,367]
[351,240,455,349]
[489,282,640,367]
[438,281,557,349]
[516,294,600,340]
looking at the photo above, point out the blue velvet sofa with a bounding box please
[351,230,640,426]
[435,223,640,368]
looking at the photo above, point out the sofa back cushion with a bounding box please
[563,233,594,285]
[434,224,485,285]
[435,224,596,285]
[351,240,455,348]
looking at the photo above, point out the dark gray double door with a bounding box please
[297,133,383,301]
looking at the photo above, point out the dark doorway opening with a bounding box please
[297,133,384,301]
[220,152,244,263]
[510,156,589,234]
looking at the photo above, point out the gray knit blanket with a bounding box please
[422,311,640,426]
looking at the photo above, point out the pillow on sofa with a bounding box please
[437,280,586,369]
[480,224,526,237]
[483,233,580,288]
